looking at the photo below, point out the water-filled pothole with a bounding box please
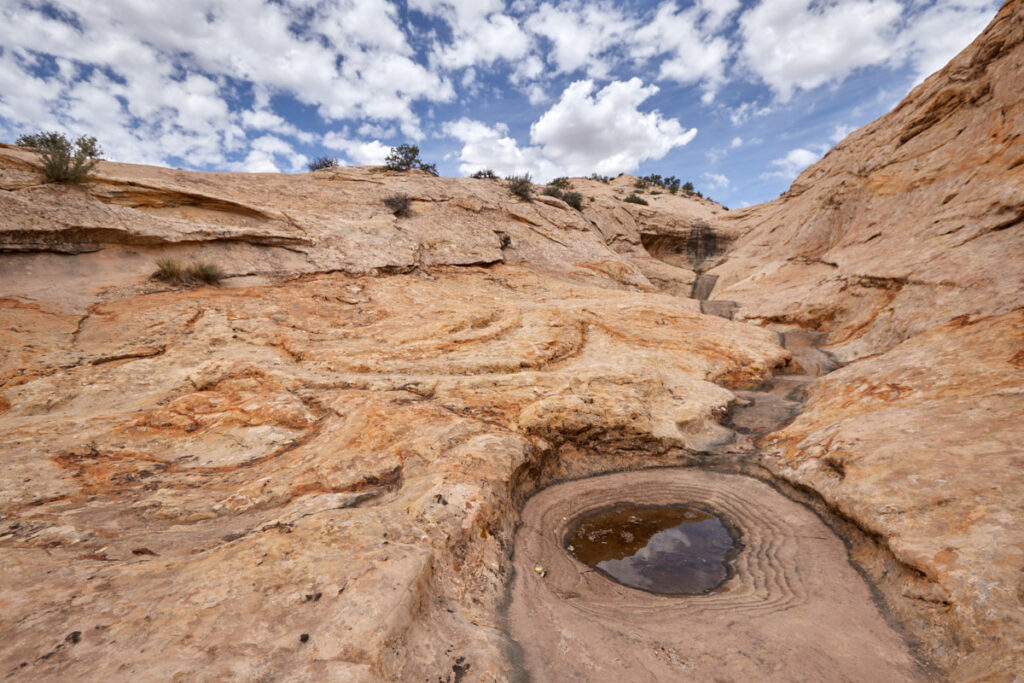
[566,504,738,595]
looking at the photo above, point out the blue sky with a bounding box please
[0,0,1001,206]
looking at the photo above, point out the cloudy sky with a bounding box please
[0,0,1001,206]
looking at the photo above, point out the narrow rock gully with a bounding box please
[506,266,927,681]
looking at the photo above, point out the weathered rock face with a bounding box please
[1,4,1021,680]
[706,2,1024,678]
[0,144,784,679]
[711,4,1023,360]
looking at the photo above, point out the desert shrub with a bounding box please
[153,259,224,286]
[188,262,225,285]
[506,174,532,200]
[542,185,563,199]
[307,156,339,171]
[623,193,648,206]
[383,192,412,217]
[682,181,695,194]
[385,144,437,174]
[633,178,649,189]
[155,258,183,283]
[497,232,512,248]
[549,177,571,190]
[562,191,583,210]
[470,168,498,179]
[16,131,102,183]
[589,173,611,183]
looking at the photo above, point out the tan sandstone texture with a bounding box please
[704,3,1024,678]
[510,469,925,681]
[1,2,1022,681]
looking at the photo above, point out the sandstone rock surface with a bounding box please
[511,469,924,681]
[706,3,1024,677]
[1,3,1022,680]
[0,143,784,680]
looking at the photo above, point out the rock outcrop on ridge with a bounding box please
[0,2,1021,680]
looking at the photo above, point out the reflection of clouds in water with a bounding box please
[597,519,730,593]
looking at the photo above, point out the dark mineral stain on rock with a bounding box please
[566,504,737,595]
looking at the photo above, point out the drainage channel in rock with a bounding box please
[725,329,839,441]
[565,504,738,595]
[691,271,739,320]
[509,469,925,681]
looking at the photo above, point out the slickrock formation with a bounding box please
[0,3,1021,681]
[706,2,1024,678]
[0,148,785,680]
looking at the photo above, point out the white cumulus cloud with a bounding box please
[410,0,531,69]
[530,79,697,177]
[322,133,392,165]
[738,0,1000,101]
[441,118,554,178]
[629,2,736,102]
[739,0,904,101]
[703,172,731,190]
[445,78,696,181]
[764,147,824,179]
[0,0,452,167]
[525,2,635,78]
[236,135,308,173]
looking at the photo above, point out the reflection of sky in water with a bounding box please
[597,518,732,594]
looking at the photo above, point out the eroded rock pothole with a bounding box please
[509,469,925,681]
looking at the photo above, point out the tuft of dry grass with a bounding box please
[188,262,225,285]
[383,193,412,217]
[153,259,225,286]
[155,258,183,283]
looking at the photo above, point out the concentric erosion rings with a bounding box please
[509,468,925,682]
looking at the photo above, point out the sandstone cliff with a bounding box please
[1,2,1021,680]
[702,3,1024,677]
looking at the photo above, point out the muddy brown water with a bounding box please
[566,505,736,595]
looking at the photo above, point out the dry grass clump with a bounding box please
[383,193,412,217]
[154,259,225,286]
